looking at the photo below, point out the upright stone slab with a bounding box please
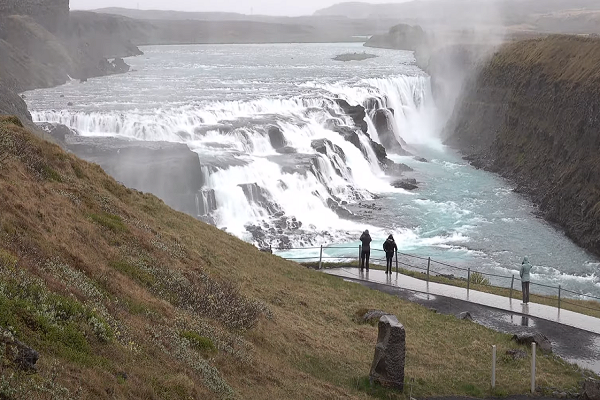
[370,314,405,391]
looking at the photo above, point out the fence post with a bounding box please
[467,268,471,292]
[269,244,272,254]
[510,275,514,300]
[491,345,496,389]
[358,245,362,268]
[558,285,561,310]
[427,257,431,282]
[319,245,323,270]
[395,250,398,274]
[531,342,536,393]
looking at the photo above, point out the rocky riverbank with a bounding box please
[445,35,600,256]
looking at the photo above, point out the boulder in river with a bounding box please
[391,178,418,191]
[268,126,287,150]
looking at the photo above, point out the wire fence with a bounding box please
[268,244,600,310]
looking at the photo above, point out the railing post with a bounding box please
[531,342,536,393]
[358,244,362,269]
[318,245,323,270]
[558,285,561,310]
[491,345,496,389]
[427,257,431,282]
[467,268,471,292]
[510,275,514,300]
[395,250,398,274]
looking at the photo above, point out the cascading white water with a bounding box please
[31,75,434,245]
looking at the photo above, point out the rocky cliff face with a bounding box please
[0,0,69,34]
[446,35,600,255]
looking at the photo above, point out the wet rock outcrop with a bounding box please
[512,332,552,353]
[582,378,600,400]
[49,125,204,216]
[239,183,282,215]
[445,35,600,256]
[1,328,39,372]
[268,126,287,150]
[335,99,368,134]
[392,178,418,191]
[373,109,409,155]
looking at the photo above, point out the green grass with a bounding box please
[109,260,156,287]
[353,376,403,399]
[179,331,216,354]
[0,267,113,367]
[88,212,127,233]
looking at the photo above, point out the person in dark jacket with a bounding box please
[359,230,372,271]
[383,234,398,274]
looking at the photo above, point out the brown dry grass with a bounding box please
[0,116,593,399]
[490,35,600,85]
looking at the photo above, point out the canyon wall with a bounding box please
[446,35,600,255]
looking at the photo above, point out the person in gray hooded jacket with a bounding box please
[520,256,533,303]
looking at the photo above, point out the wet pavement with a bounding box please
[324,268,600,374]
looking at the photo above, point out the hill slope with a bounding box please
[0,116,586,398]
[445,35,600,256]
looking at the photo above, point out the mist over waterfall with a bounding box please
[31,72,436,248]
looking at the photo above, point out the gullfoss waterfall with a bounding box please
[31,75,432,248]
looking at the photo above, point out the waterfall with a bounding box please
[31,75,435,246]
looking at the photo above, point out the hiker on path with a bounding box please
[520,256,533,304]
[383,234,398,274]
[360,230,372,271]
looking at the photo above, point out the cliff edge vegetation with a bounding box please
[0,116,587,398]
[446,35,600,256]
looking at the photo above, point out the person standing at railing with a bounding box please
[360,230,372,271]
[520,256,533,304]
[383,234,398,274]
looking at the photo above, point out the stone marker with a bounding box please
[370,315,405,391]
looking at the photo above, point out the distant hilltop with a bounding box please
[0,0,69,33]
[314,0,600,33]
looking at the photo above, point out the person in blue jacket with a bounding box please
[520,256,533,304]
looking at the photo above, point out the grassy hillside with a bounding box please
[0,115,590,398]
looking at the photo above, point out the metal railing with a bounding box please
[271,244,600,311]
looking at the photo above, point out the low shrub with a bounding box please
[180,331,216,354]
[88,213,127,233]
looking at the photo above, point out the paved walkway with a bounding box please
[324,267,600,374]
[325,267,600,335]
